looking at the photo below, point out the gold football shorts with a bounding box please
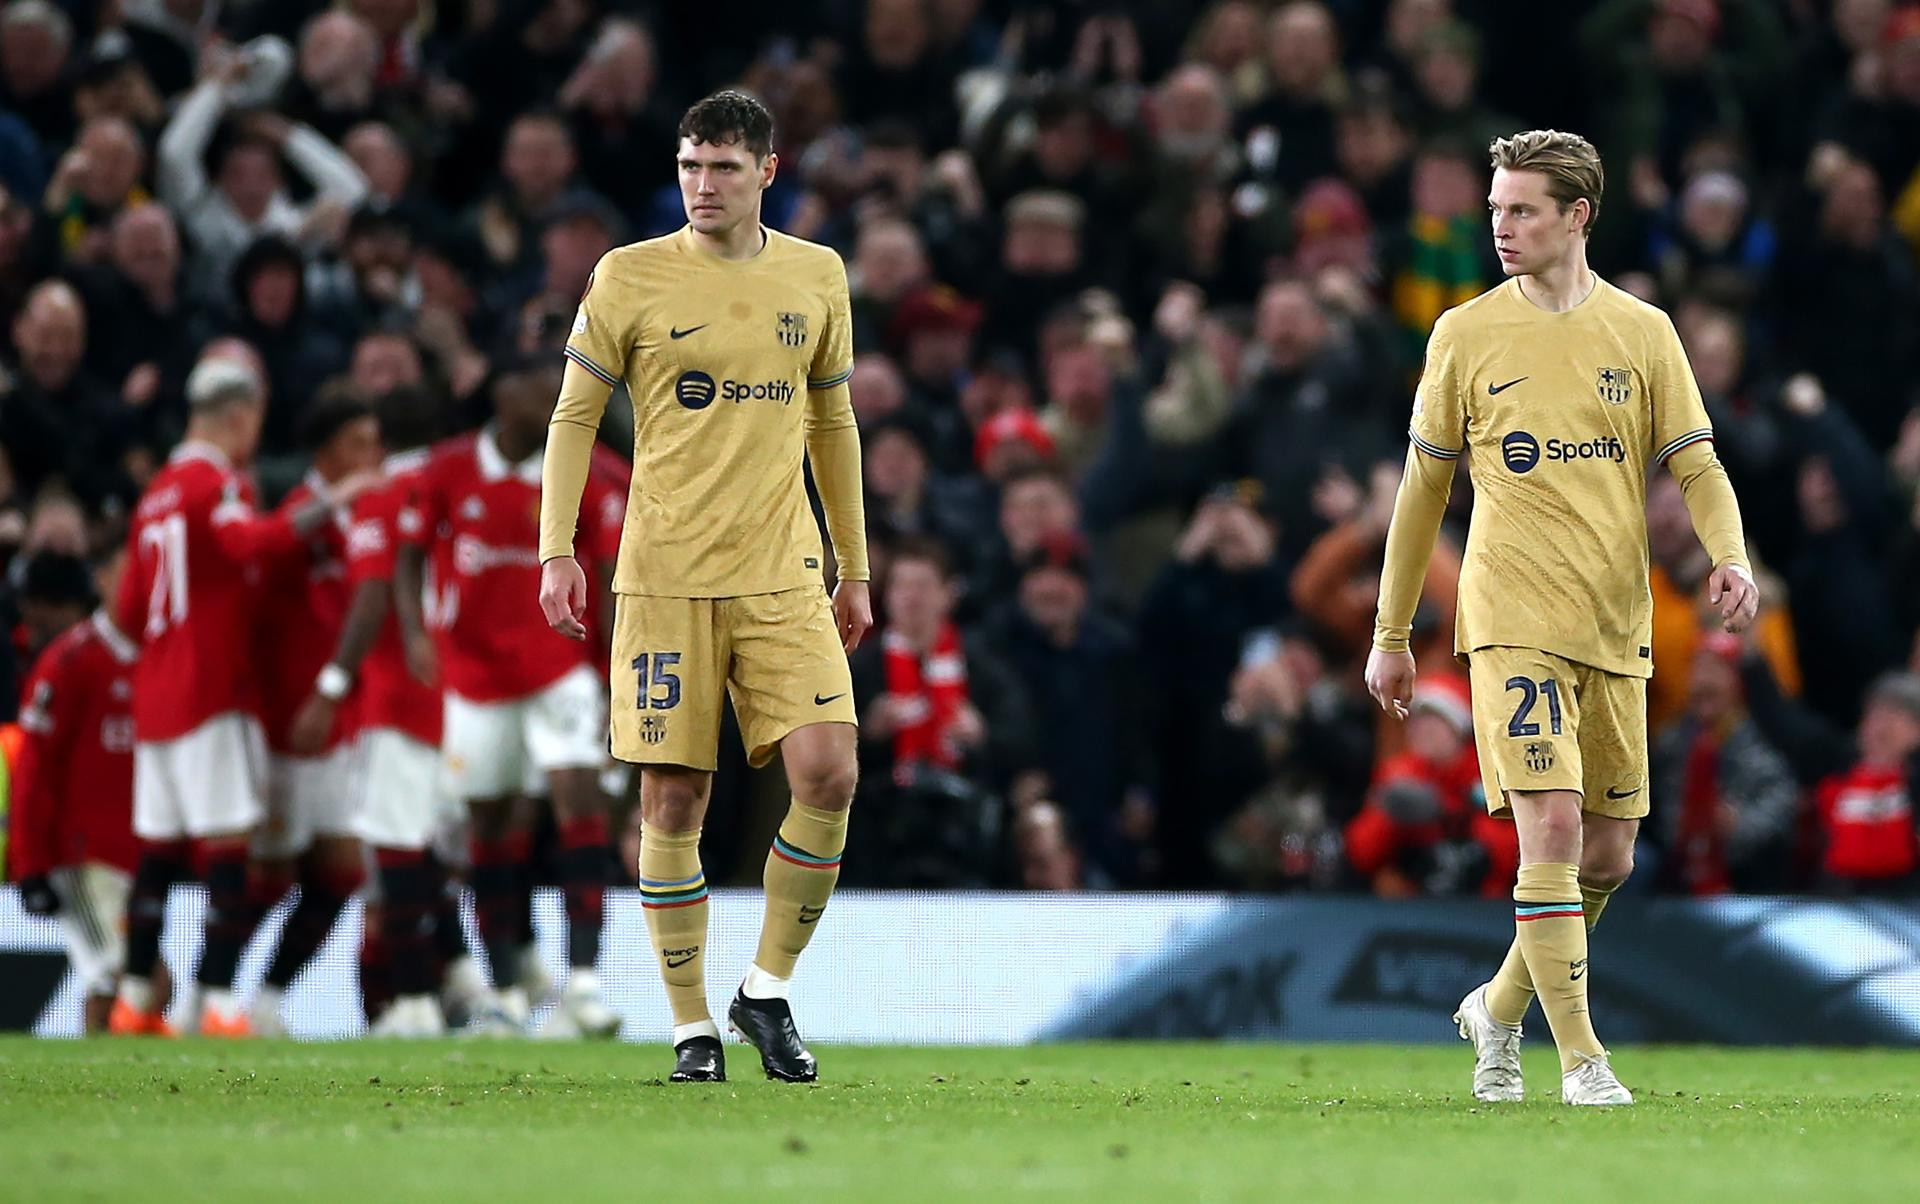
[1465,645,1649,820]
[610,587,857,770]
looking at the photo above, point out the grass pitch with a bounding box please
[2,1039,1914,1203]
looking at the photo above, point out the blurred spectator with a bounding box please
[1650,632,1799,895]
[1646,473,1800,736]
[560,17,676,226]
[41,116,150,266]
[1291,457,1460,670]
[1,280,131,507]
[462,110,592,284]
[1384,138,1498,355]
[1138,481,1292,884]
[1216,278,1382,550]
[1237,2,1342,192]
[840,0,961,149]
[0,0,77,146]
[1810,672,1920,895]
[1345,672,1518,898]
[71,203,193,454]
[979,190,1090,361]
[1773,157,1919,446]
[220,236,349,460]
[158,54,369,302]
[850,216,931,351]
[981,533,1153,884]
[861,417,988,562]
[849,536,1033,791]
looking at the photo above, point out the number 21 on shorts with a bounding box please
[1505,675,1563,737]
[632,652,682,710]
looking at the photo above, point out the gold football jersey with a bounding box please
[1410,277,1729,678]
[563,226,855,598]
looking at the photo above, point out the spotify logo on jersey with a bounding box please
[675,370,717,410]
[1502,430,1541,473]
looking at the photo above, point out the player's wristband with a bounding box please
[315,663,353,702]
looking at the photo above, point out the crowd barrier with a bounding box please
[3,890,1915,1044]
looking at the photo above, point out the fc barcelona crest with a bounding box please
[1524,740,1556,775]
[1596,366,1632,405]
[776,311,808,347]
[639,714,668,745]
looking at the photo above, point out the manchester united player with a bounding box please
[109,354,377,1037]
[244,392,383,1036]
[8,548,148,1033]
[299,386,478,1036]
[395,353,625,1036]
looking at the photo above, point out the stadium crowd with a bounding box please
[3,0,1920,917]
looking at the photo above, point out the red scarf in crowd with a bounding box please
[1677,724,1731,896]
[882,624,968,770]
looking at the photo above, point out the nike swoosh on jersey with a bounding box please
[1488,377,1528,395]
[814,692,847,705]
[1605,785,1641,799]
[669,324,708,339]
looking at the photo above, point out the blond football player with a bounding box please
[537,91,869,1083]
[1366,130,1757,1106]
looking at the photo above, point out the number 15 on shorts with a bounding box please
[633,652,682,710]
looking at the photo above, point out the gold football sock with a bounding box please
[753,802,848,979]
[1513,862,1605,1072]
[1485,878,1619,1025]
[638,826,710,1026]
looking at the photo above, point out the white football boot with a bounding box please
[250,985,289,1038]
[463,986,530,1038]
[549,968,620,1040]
[371,994,448,1038]
[1562,1051,1634,1106]
[516,946,557,1009]
[1453,984,1524,1102]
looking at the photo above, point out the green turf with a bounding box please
[1,1039,1914,1203]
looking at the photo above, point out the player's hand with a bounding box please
[832,580,873,652]
[1365,647,1417,721]
[1708,562,1759,633]
[18,876,57,917]
[326,469,383,509]
[404,630,438,686]
[540,556,590,641]
[288,693,336,757]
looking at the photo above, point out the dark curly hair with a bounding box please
[677,89,774,160]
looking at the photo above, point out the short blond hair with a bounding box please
[1489,129,1604,237]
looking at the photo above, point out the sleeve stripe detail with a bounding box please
[807,365,854,390]
[1407,428,1462,460]
[1656,429,1715,463]
[563,346,621,387]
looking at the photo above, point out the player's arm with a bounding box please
[1652,316,1756,632]
[289,505,394,754]
[1368,318,1465,718]
[805,255,871,651]
[8,662,74,911]
[209,476,376,563]
[541,258,626,640]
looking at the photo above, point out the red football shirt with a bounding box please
[1816,764,1919,881]
[256,476,357,753]
[8,613,141,877]
[115,443,298,742]
[401,429,619,703]
[346,450,442,745]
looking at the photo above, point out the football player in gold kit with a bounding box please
[537,91,869,1083]
[1367,131,1758,1106]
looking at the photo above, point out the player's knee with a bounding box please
[1581,848,1634,892]
[790,757,857,811]
[640,772,708,830]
